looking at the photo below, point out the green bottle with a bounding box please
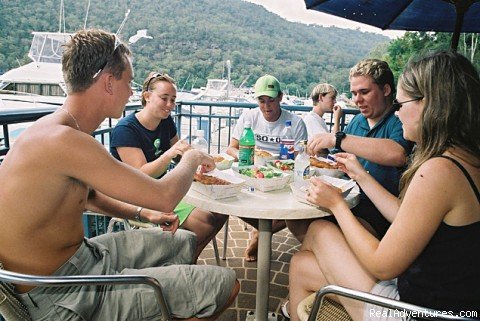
[239,121,255,167]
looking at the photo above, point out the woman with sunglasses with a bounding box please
[288,51,480,320]
[111,72,228,261]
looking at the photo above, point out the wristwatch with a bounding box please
[134,206,144,222]
[334,131,347,152]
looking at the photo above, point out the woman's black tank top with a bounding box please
[397,156,480,313]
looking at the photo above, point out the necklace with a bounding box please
[58,106,81,131]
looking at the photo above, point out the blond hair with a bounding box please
[310,83,338,105]
[350,59,395,100]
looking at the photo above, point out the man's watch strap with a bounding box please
[134,207,144,222]
[335,131,347,152]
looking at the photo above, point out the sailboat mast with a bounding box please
[116,9,131,36]
[84,0,91,29]
[58,0,66,33]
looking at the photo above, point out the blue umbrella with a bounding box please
[304,0,480,50]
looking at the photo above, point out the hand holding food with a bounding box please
[307,133,336,156]
[166,139,191,160]
[333,152,368,181]
[306,177,345,209]
[309,157,338,169]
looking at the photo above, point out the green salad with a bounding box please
[238,166,283,179]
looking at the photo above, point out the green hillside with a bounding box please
[0,0,390,95]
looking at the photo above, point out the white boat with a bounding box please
[192,78,254,103]
[0,31,142,111]
[0,32,69,110]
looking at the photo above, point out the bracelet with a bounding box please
[134,207,143,222]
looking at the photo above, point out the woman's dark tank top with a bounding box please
[397,156,480,313]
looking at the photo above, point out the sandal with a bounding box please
[281,300,291,320]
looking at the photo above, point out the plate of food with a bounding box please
[309,156,344,178]
[266,159,295,172]
[290,176,358,207]
[266,159,295,183]
[191,169,244,199]
[212,153,234,170]
[254,149,279,166]
[232,165,291,192]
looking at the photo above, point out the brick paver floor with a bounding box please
[197,216,302,321]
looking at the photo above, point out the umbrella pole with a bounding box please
[451,0,474,51]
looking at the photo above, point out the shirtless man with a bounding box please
[0,29,237,320]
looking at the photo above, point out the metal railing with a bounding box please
[0,100,358,238]
[1,100,358,161]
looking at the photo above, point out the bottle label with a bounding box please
[239,145,254,166]
[279,139,295,160]
[294,165,311,181]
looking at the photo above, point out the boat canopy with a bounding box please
[28,32,71,64]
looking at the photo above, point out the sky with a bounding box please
[244,0,405,39]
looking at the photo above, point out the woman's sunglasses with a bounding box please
[392,97,423,111]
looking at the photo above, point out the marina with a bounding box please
[2,1,479,321]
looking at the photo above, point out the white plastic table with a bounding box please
[184,179,359,321]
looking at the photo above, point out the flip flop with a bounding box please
[280,300,291,320]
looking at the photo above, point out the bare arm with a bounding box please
[116,135,190,178]
[335,153,400,222]
[331,104,343,133]
[226,138,239,161]
[86,190,179,233]
[55,130,214,213]
[307,133,407,167]
[307,158,458,280]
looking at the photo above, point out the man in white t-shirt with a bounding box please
[302,83,343,141]
[227,74,307,261]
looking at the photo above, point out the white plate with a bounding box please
[254,151,279,166]
[213,152,234,170]
[290,176,358,207]
[191,169,245,199]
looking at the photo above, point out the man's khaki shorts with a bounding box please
[19,228,236,320]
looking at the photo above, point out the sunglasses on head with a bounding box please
[144,73,173,92]
[92,34,121,79]
[145,73,164,92]
[392,97,423,111]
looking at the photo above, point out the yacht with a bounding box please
[0,32,69,110]
[0,31,142,111]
